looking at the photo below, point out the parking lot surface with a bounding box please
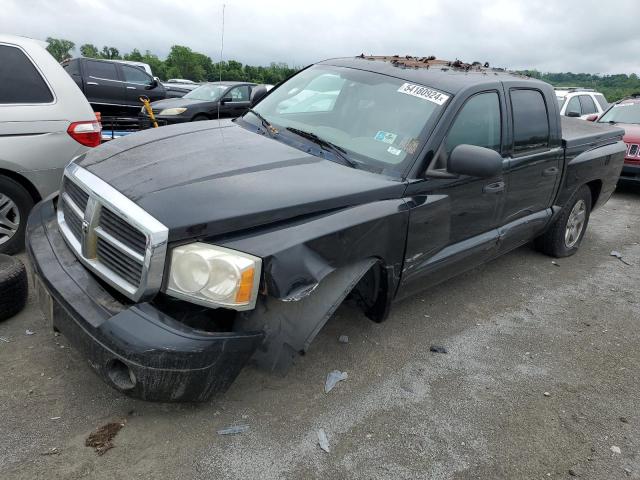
[1,187,639,480]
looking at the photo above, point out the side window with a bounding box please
[0,45,53,104]
[121,65,152,85]
[579,95,597,115]
[85,60,119,81]
[565,96,581,116]
[594,94,609,111]
[443,91,502,156]
[511,89,550,152]
[63,60,79,76]
[228,86,250,101]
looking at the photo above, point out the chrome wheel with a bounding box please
[0,193,20,246]
[564,199,586,248]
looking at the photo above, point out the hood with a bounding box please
[621,123,640,144]
[77,121,405,242]
[149,97,209,110]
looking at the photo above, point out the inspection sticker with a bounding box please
[387,146,403,156]
[374,131,397,144]
[397,83,450,105]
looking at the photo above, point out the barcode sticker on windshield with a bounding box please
[397,83,450,105]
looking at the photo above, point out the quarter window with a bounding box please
[0,45,53,104]
[85,60,119,81]
[511,89,550,152]
[579,95,597,115]
[444,91,502,156]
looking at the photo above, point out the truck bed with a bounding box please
[561,117,624,150]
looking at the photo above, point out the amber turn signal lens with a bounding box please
[235,268,255,304]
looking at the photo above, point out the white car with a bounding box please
[556,88,609,120]
[0,34,100,254]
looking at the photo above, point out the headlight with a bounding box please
[158,107,187,116]
[166,243,261,310]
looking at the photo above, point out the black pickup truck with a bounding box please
[62,57,166,116]
[27,56,625,401]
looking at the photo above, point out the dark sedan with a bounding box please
[140,81,256,126]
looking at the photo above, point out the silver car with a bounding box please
[0,34,100,254]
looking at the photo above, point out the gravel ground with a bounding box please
[1,186,639,480]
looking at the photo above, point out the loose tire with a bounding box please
[0,176,34,255]
[0,254,28,321]
[534,185,592,258]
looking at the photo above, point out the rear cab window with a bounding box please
[0,44,54,104]
[510,89,550,153]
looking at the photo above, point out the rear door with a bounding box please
[120,64,164,106]
[498,85,563,253]
[82,60,124,107]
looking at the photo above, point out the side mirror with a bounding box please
[566,111,581,118]
[146,78,158,90]
[220,96,233,104]
[250,85,268,106]
[448,144,503,178]
[586,114,598,122]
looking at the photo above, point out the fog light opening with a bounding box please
[106,359,136,391]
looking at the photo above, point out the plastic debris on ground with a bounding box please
[610,250,632,265]
[324,370,348,393]
[0,337,10,343]
[338,335,349,344]
[610,445,621,455]
[429,345,448,354]
[543,392,551,397]
[551,260,560,267]
[318,428,330,453]
[25,329,35,335]
[217,425,250,435]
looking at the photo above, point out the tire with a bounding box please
[534,185,592,258]
[191,114,209,122]
[0,176,35,255]
[0,254,28,321]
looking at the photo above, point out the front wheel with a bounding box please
[0,176,34,255]
[534,185,592,258]
[191,114,209,122]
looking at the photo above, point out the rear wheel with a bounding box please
[534,185,592,258]
[0,176,34,255]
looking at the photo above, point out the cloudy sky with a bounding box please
[2,0,639,74]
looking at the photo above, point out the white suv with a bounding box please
[0,34,100,254]
[555,88,609,120]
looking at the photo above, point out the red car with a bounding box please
[593,94,640,184]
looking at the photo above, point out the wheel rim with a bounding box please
[564,199,586,248]
[0,193,20,246]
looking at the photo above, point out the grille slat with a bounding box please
[629,144,639,157]
[62,199,83,241]
[63,178,89,211]
[96,237,143,286]
[99,208,147,253]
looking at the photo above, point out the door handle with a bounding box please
[86,81,99,86]
[543,166,559,176]
[126,86,136,90]
[483,181,505,194]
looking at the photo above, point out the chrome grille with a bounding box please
[628,143,639,157]
[57,163,168,301]
[99,207,147,254]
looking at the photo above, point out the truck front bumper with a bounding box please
[620,163,640,183]
[26,198,264,402]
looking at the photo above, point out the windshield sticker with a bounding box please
[397,83,450,105]
[614,103,634,107]
[399,138,419,154]
[387,146,402,156]
[374,131,397,144]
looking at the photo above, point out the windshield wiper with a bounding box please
[285,127,357,168]
[246,108,278,136]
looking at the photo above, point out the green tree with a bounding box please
[79,43,100,58]
[100,46,121,59]
[124,48,144,62]
[165,45,206,81]
[46,37,75,61]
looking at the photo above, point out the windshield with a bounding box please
[184,84,229,101]
[247,65,448,173]
[598,102,640,124]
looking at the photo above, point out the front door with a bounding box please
[400,90,507,297]
[498,87,563,253]
[220,85,251,117]
[120,64,163,107]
